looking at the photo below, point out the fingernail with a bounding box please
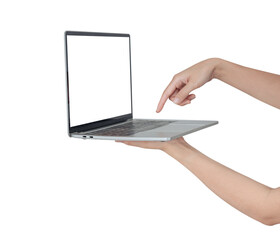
[174,97,180,104]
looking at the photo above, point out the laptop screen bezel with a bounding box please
[65,31,133,134]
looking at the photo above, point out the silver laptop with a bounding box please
[65,31,218,141]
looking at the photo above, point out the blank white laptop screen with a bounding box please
[67,35,132,127]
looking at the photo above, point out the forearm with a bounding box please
[165,144,276,225]
[213,58,280,109]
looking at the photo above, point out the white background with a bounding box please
[0,0,279,239]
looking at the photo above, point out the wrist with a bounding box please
[208,58,225,80]
[162,140,197,164]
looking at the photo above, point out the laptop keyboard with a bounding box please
[86,119,175,136]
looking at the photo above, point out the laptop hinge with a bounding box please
[81,119,132,134]
[69,113,132,134]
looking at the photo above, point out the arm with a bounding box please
[213,59,280,109]
[119,138,280,226]
[156,58,280,112]
[163,139,280,226]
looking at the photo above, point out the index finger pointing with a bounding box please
[156,83,176,113]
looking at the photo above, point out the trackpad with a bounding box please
[153,123,203,133]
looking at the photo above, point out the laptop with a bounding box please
[65,31,218,141]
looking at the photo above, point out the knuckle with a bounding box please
[172,73,179,81]
[163,88,172,97]
[162,90,169,98]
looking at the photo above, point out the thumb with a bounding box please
[173,82,195,104]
